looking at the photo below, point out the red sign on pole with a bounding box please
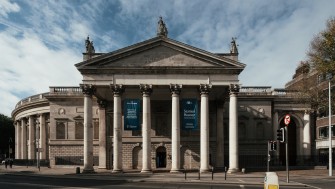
[284,114,290,126]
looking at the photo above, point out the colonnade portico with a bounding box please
[14,113,48,160]
[81,83,240,173]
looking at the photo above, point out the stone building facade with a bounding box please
[286,62,335,165]
[12,19,315,173]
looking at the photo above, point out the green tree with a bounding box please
[308,17,335,75]
[306,17,335,115]
[0,114,14,159]
[289,17,335,115]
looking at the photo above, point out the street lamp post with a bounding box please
[327,73,333,177]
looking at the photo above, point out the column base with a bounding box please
[170,169,182,173]
[200,168,210,173]
[112,169,123,173]
[82,169,95,174]
[141,169,152,173]
[227,168,239,173]
[214,167,227,172]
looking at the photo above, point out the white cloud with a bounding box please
[1,0,335,116]
[0,0,20,18]
[0,26,82,117]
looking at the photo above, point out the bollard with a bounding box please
[211,167,214,180]
[264,172,279,189]
[198,169,201,180]
[224,166,227,180]
[184,169,187,180]
[76,167,80,174]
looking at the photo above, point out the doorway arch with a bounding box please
[279,116,298,166]
[156,146,167,168]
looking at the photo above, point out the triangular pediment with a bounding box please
[103,45,220,67]
[76,37,245,74]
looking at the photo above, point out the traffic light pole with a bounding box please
[267,141,271,172]
[285,127,289,183]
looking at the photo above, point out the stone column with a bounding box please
[38,114,46,160]
[140,84,153,173]
[228,84,239,173]
[28,115,35,160]
[216,101,225,169]
[170,84,182,172]
[21,118,27,159]
[98,99,107,170]
[111,85,124,173]
[81,84,96,173]
[15,121,21,159]
[200,84,212,173]
[303,110,311,159]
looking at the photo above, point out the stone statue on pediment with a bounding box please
[85,36,95,54]
[157,16,168,37]
[230,37,238,54]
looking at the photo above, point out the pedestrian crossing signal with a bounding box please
[270,141,277,151]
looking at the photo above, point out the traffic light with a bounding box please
[277,127,286,143]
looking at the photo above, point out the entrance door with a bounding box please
[279,118,297,166]
[156,146,166,168]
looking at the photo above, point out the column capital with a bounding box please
[229,84,240,95]
[170,84,182,95]
[140,84,153,95]
[21,117,27,123]
[110,84,124,95]
[199,84,212,95]
[80,84,96,96]
[97,99,108,108]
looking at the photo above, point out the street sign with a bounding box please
[284,114,291,126]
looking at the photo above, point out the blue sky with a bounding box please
[0,0,334,116]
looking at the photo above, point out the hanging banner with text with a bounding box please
[124,99,140,130]
[181,99,198,130]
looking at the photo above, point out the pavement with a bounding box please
[0,164,333,187]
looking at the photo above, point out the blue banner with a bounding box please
[124,99,140,130]
[181,99,198,130]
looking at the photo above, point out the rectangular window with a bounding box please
[94,119,99,139]
[75,121,84,139]
[319,125,334,138]
[56,122,66,139]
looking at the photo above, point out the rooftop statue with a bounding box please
[157,16,168,37]
[230,37,238,54]
[85,36,95,54]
